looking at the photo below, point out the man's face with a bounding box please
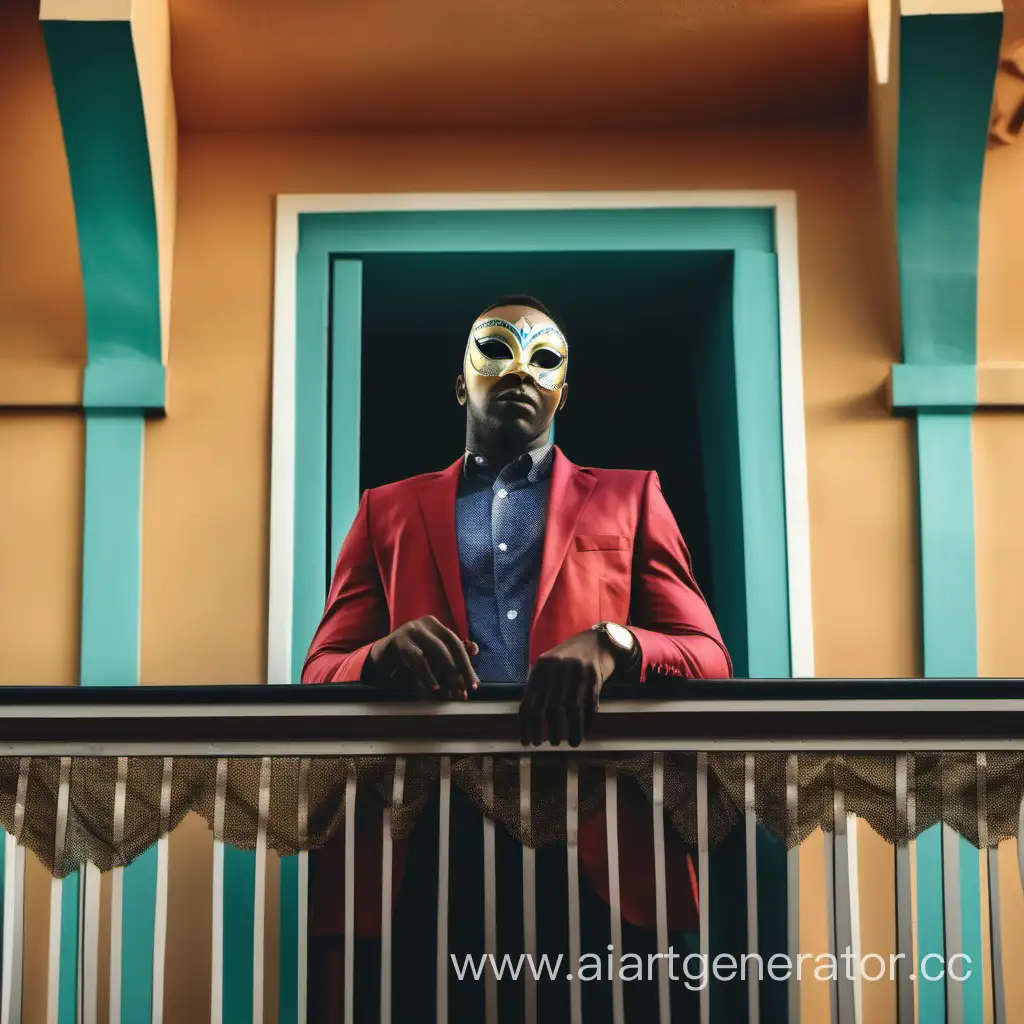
[457,304,569,442]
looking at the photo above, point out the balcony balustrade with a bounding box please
[0,680,1021,1024]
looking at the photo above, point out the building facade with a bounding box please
[1,0,1023,1021]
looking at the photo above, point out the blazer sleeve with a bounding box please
[627,471,733,680]
[301,489,390,684]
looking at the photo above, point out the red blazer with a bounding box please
[303,448,731,936]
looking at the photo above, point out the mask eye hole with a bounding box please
[475,338,513,360]
[530,348,564,370]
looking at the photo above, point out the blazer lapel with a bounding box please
[531,448,597,634]
[414,457,470,641]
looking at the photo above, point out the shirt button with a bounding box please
[498,542,508,552]
[497,488,508,499]
[506,609,518,620]
[475,456,485,464]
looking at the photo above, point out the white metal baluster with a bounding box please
[942,799,965,1024]
[253,758,272,1024]
[482,756,498,1024]
[978,754,1005,1024]
[786,755,800,1024]
[696,753,710,1024]
[47,756,73,1024]
[82,860,100,1024]
[297,758,310,1024]
[380,758,406,1024]
[653,753,671,1024]
[1016,792,1024,958]
[566,758,582,1024]
[211,758,228,1024]
[894,755,915,1024]
[824,824,838,1024]
[108,757,129,1024]
[832,781,856,1024]
[605,767,625,1024]
[974,753,999,1024]
[2,758,30,1024]
[520,756,537,1024]
[343,763,357,1024]
[744,753,760,1024]
[436,757,451,1024]
[152,757,173,1024]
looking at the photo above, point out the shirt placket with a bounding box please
[492,469,525,677]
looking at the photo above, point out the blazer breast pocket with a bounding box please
[574,535,629,552]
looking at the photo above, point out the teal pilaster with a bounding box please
[80,413,144,686]
[892,9,1002,1023]
[917,415,978,679]
[43,13,169,1022]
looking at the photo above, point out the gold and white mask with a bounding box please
[464,315,568,392]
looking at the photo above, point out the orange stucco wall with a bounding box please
[0,5,85,678]
[976,126,1024,684]
[0,1,85,366]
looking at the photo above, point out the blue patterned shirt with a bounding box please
[455,443,554,684]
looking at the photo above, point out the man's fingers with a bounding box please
[414,631,466,699]
[566,661,587,748]
[420,619,480,694]
[544,670,569,747]
[582,665,601,737]
[400,642,441,694]
[570,663,599,748]
[518,680,540,746]
[521,664,549,747]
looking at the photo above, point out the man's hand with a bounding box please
[519,630,618,747]
[367,616,480,699]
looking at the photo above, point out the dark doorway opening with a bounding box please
[352,250,727,612]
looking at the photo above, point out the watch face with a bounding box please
[605,622,634,650]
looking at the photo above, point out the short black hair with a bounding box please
[481,294,558,322]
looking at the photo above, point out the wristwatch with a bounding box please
[591,621,636,659]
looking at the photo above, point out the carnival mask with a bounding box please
[464,314,568,392]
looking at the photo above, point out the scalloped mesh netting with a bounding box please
[0,753,1020,878]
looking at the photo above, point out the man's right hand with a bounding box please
[366,616,480,699]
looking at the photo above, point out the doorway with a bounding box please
[354,250,727,613]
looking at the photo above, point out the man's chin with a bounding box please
[488,413,544,445]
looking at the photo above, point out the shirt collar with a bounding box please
[464,442,554,484]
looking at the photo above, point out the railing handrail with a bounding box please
[1,677,1024,705]
[0,679,1023,753]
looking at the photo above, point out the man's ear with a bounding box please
[455,374,468,406]
[557,384,569,412]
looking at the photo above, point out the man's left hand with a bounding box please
[519,630,617,748]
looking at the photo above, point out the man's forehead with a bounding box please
[472,305,556,333]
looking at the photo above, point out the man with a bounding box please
[303,296,731,1021]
